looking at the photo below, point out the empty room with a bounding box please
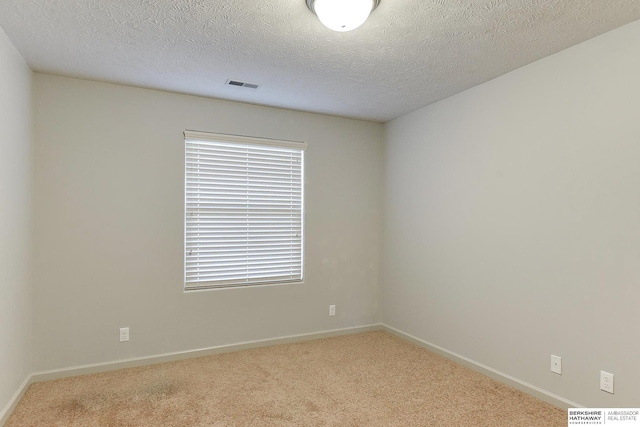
[1,0,639,425]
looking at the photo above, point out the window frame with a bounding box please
[183,130,307,291]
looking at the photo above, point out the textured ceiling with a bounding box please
[0,0,638,122]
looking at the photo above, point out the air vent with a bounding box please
[226,79,260,89]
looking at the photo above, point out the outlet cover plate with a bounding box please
[600,371,614,394]
[329,305,336,316]
[551,355,562,375]
[119,327,129,342]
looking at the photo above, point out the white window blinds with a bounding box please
[184,131,306,290]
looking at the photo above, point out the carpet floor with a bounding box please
[6,331,566,426]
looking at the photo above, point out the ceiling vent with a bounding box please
[226,79,260,89]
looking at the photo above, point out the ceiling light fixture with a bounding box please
[306,0,380,32]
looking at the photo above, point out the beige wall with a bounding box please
[33,74,383,371]
[382,20,640,407]
[0,27,33,415]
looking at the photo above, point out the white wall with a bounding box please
[0,27,33,415]
[33,74,383,371]
[382,20,640,407]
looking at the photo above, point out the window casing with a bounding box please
[184,131,306,290]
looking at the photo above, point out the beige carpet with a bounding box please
[6,331,566,426]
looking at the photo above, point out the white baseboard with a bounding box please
[381,324,582,410]
[0,375,32,427]
[2,322,580,425]
[31,324,382,383]
[1,324,381,425]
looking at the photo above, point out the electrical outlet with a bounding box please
[329,305,336,316]
[551,355,562,375]
[600,371,614,394]
[119,327,129,342]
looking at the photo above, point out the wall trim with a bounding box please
[2,323,582,425]
[2,324,380,424]
[0,375,32,427]
[381,323,582,410]
[31,324,382,383]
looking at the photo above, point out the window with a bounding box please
[184,131,306,290]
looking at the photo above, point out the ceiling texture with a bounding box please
[0,0,638,122]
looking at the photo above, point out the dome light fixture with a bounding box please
[306,0,381,32]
